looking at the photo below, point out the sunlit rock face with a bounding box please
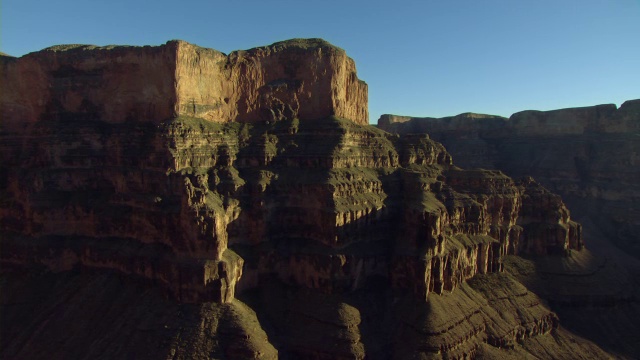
[0,39,599,359]
[0,38,368,129]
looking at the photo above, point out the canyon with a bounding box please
[1,39,637,359]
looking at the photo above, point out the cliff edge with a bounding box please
[0,39,368,130]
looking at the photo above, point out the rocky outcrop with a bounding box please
[177,39,368,125]
[378,100,640,259]
[0,38,368,130]
[0,39,602,359]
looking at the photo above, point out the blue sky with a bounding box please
[2,0,639,123]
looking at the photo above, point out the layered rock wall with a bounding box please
[0,113,582,305]
[0,38,368,131]
[175,39,368,124]
[378,100,640,258]
[0,118,245,302]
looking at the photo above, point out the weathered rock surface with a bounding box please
[0,39,612,359]
[0,38,368,129]
[378,100,640,259]
[379,101,640,358]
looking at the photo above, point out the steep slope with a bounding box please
[0,39,612,359]
[0,269,278,359]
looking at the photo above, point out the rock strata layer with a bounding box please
[379,101,640,358]
[1,38,368,129]
[0,115,582,305]
[378,100,640,259]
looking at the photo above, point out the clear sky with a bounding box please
[2,0,639,123]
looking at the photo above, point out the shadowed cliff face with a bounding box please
[378,100,640,260]
[0,116,582,303]
[379,101,640,358]
[0,40,616,359]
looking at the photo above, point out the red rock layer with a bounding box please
[0,38,368,131]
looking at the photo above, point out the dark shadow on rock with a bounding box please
[0,267,278,360]
[504,247,640,359]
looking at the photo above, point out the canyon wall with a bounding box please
[175,39,368,124]
[0,44,178,130]
[0,40,609,359]
[0,38,368,131]
[379,100,640,259]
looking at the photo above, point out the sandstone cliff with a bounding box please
[0,40,614,359]
[0,38,368,130]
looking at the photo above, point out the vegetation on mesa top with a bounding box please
[35,38,343,59]
[39,43,160,53]
[255,38,344,52]
[32,40,212,57]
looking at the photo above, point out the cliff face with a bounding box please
[379,101,640,359]
[0,40,608,359]
[378,100,640,259]
[0,114,581,303]
[0,38,368,130]
[176,39,368,124]
[0,44,178,130]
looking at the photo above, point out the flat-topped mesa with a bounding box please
[0,38,368,131]
[378,113,508,136]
